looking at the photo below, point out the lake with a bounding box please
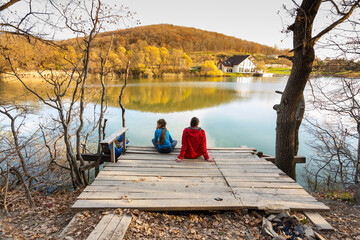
[0,76,313,185]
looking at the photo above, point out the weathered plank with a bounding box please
[226,176,295,183]
[110,214,132,240]
[101,128,128,145]
[304,212,334,231]
[73,198,242,211]
[98,170,222,177]
[263,156,306,164]
[233,187,311,195]
[101,167,219,173]
[237,193,318,202]
[220,169,284,174]
[82,185,234,194]
[95,175,225,183]
[77,191,234,200]
[98,214,122,240]
[226,181,303,189]
[242,200,329,211]
[86,214,114,240]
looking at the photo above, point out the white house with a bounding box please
[218,55,256,73]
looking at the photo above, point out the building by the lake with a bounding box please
[217,55,256,73]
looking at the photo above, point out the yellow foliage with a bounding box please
[201,60,223,76]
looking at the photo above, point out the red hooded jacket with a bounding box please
[177,127,210,160]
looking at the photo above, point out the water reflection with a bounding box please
[235,77,252,97]
[0,77,251,113]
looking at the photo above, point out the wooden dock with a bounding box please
[72,146,329,212]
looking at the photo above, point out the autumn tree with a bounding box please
[1,0,136,188]
[275,0,360,180]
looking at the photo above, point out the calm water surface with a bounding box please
[0,76,312,184]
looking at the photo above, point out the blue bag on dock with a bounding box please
[108,134,129,158]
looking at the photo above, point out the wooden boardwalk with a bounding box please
[72,146,329,212]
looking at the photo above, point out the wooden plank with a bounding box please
[98,214,122,240]
[242,200,329,211]
[264,156,306,164]
[98,170,222,177]
[237,193,318,202]
[226,176,295,183]
[304,212,334,231]
[217,165,280,170]
[106,163,216,169]
[221,169,284,174]
[101,127,128,144]
[89,181,228,191]
[227,181,303,189]
[82,185,233,193]
[233,187,312,195]
[95,174,225,183]
[72,198,243,211]
[86,214,114,240]
[78,191,235,200]
[101,167,219,173]
[95,175,225,183]
[110,214,132,240]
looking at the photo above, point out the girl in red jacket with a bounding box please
[176,117,214,162]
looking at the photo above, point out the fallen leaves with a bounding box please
[1,190,359,240]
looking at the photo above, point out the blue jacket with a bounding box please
[154,128,174,149]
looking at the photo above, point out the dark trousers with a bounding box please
[152,139,177,153]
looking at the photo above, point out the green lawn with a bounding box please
[267,67,292,75]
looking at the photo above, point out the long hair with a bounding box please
[157,119,167,145]
[190,117,199,127]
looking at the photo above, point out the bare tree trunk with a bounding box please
[0,109,31,180]
[275,0,321,180]
[10,167,35,208]
[119,61,130,128]
[119,61,130,150]
[354,123,360,204]
[3,163,10,215]
[294,94,305,155]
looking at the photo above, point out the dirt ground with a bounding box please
[0,189,359,239]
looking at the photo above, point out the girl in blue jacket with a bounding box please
[152,119,177,153]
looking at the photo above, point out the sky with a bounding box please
[5,0,358,58]
[120,0,293,50]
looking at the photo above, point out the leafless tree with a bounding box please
[276,0,360,180]
[305,77,360,203]
[1,0,137,188]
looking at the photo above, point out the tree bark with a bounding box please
[275,0,321,180]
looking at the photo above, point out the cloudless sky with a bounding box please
[120,0,293,50]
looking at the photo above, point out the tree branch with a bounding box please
[311,0,360,44]
[0,0,21,12]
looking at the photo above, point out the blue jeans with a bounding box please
[152,139,177,153]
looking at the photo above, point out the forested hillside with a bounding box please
[97,24,287,55]
[0,24,291,77]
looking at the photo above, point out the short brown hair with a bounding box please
[190,117,199,127]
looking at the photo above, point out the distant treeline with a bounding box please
[314,58,360,76]
[0,24,290,77]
